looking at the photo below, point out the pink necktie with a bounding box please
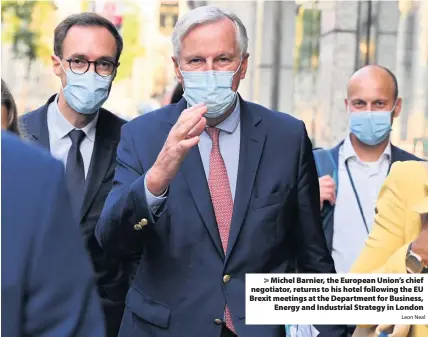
[206,127,236,334]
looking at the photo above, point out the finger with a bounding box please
[175,112,205,139]
[389,325,411,337]
[320,181,335,188]
[321,192,335,205]
[323,177,335,186]
[177,136,200,152]
[178,105,207,127]
[320,186,335,195]
[179,104,207,123]
[320,193,331,203]
[376,325,392,334]
[328,189,336,202]
[187,117,206,138]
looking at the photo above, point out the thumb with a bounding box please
[389,325,411,337]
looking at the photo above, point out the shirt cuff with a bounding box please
[144,173,167,216]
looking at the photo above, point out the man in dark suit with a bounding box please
[20,13,127,337]
[96,6,345,337]
[313,64,421,337]
[2,131,105,337]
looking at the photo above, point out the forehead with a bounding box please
[180,18,239,58]
[347,70,395,100]
[62,25,117,59]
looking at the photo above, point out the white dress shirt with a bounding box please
[47,95,98,178]
[332,135,391,273]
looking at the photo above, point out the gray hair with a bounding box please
[172,6,248,59]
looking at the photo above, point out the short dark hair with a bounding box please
[375,65,398,101]
[1,79,21,136]
[54,12,123,62]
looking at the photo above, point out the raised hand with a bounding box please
[146,103,207,196]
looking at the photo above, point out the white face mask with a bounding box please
[60,62,112,115]
[180,62,241,119]
[348,101,396,146]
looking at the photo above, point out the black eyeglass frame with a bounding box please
[60,56,120,77]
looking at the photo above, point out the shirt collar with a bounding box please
[51,94,98,142]
[343,134,391,162]
[211,98,241,134]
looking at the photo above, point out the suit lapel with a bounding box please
[80,111,116,222]
[225,100,266,262]
[28,95,56,149]
[390,144,406,164]
[169,99,267,260]
[170,99,225,258]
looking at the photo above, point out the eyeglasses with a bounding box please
[61,56,119,77]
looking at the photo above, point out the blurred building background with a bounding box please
[1,0,427,155]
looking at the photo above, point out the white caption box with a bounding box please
[245,274,428,325]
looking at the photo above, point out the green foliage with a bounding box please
[1,0,55,65]
[2,1,36,61]
[31,2,57,65]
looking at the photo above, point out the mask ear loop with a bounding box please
[55,55,68,92]
[390,100,398,116]
[233,58,243,76]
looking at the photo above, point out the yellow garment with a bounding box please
[351,161,428,337]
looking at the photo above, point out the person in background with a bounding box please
[96,6,344,337]
[20,13,127,337]
[1,79,21,135]
[2,131,105,337]
[351,160,428,337]
[170,82,183,104]
[313,64,420,337]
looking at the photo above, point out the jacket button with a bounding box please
[134,224,143,231]
[140,218,148,226]
[223,274,231,283]
[214,318,223,325]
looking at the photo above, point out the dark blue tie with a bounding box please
[65,129,85,217]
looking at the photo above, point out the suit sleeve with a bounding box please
[295,121,336,273]
[96,124,154,256]
[25,160,105,337]
[351,161,408,274]
[294,123,347,337]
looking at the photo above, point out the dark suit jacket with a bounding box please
[20,95,128,337]
[96,98,346,337]
[319,140,422,254]
[1,131,105,337]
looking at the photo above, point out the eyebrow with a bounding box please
[183,54,204,60]
[68,53,116,63]
[217,53,234,58]
[351,98,389,103]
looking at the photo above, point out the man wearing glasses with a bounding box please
[20,13,127,337]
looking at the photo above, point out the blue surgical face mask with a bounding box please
[60,62,112,115]
[180,62,241,119]
[349,102,396,146]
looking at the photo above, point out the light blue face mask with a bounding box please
[60,63,112,115]
[349,102,396,146]
[180,62,241,119]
